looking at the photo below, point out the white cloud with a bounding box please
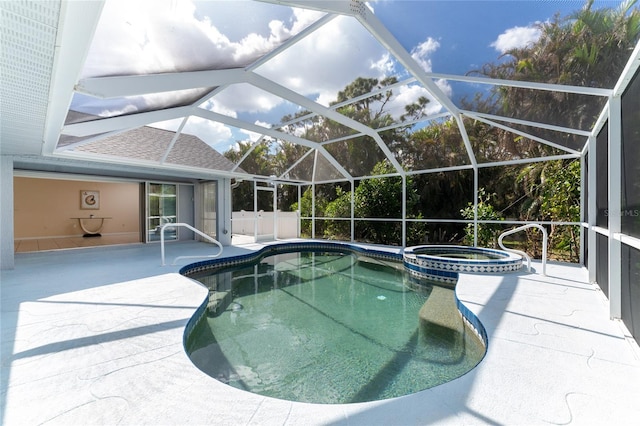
[491,25,541,54]
[147,118,183,132]
[386,84,446,120]
[370,52,395,77]
[213,83,284,114]
[199,98,237,119]
[240,121,270,143]
[150,116,233,151]
[83,0,320,78]
[255,16,391,107]
[434,79,453,100]
[410,37,440,72]
[288,8,327,37]
[100,103,138,117]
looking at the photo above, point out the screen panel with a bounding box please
[621,70,640,238]
[621,244,640,346]
[596,123,608,228]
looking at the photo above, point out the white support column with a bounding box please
[297,185,302,238]
[273,184,278,240]
[218,178,232,246]
[311,184,316,239]
[0,156,15,270]
[402,175,407,247]
[473,167,479,247]
[608,96,622,319]
[587,135,597,284]
[350,180,355,242]
[579,153,586,266]
[253,181,258,241]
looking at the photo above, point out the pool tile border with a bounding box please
[403,245,523,282]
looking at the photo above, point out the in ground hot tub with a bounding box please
[403,245,523,284]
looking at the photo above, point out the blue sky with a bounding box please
[74,0,632,152]
[376,1,624,75]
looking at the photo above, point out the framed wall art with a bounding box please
[80,190,100,210]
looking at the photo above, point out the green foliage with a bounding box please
[460,189,504,248]
[352,162,405,244]
[539,160,581,222]
[539,160,581,261]
[291,188,326,237]
[318,161,425,245]
[324,187,352,239]
[229,180,253,212]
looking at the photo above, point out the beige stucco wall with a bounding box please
[14,177,140,239]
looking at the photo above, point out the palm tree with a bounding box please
[466,0,639,259]
[473,0,639,135]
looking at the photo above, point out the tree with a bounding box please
[472,0,640,134]
[529,159,581,260]
[460,188,504,248]
[290,187,318,237]
[323,187,352,239]
[352,162,405,244]
[320,161,425,245]
[464,0,639,257]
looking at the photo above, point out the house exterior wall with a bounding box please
[1,157,15,269]
[13,177,139,239]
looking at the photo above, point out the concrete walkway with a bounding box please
[2,242,639,425]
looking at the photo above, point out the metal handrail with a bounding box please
[161,222,223,266]
[498,224,547,276]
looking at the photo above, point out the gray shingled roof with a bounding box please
[76,125,240,172]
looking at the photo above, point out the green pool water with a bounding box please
[186,251,485,404]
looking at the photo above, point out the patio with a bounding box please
[2,241,639,425]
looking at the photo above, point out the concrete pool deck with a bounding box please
[2,241,640,425]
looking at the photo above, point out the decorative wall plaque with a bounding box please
[80,190,100,209]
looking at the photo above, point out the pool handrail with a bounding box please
[161,222,223,266]
[498,224,547,276]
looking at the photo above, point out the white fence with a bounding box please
[231,211,299,241]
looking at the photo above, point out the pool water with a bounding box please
[186,251,485,404]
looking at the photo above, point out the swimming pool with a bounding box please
[181,242,487,404]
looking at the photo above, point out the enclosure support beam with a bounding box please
[311,184,316,239]
[350,180,355,243]
[402,175,407,247]
[473,167,479,247]
[43,0,105,154]
[218,179,232,246]
[297,185,302,238]
[273,185,278,240]
[253,182,258,241]
[608,96,622,319]
[0,156,15,270]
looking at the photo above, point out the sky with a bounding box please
[72,0,631,153]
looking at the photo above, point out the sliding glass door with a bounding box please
[147,183,177,242]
